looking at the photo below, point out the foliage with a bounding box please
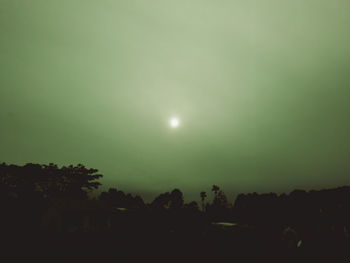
[0,162,102,200]
[99,188,145,209]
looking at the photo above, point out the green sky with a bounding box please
[1,0,350,201]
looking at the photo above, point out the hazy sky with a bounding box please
[1,0,350,201]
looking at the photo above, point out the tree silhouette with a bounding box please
[212,185,220,198]
[213,190,228,207]
[207,189,231,221]
[0,163,102,200]
[200,191,207,212]
[184,201,199,211]
[99,188,126,207]
[54,164,102,199]
[151,192,171,210]
[169,189,184,210]
[99,188,145,209]
[150,189,184,210]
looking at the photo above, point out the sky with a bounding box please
[1,0,350,202]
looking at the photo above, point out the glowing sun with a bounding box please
[169,117,180,128]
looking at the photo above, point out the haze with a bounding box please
[1,0,350,201]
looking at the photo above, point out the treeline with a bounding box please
[1,162,350,262]
[1,163,350,228]
[234,188,350,227]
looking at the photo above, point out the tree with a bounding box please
[99,188,145,209]
[99,188,126,207]
[0,163,103,200]
[212,185,220,198]
[151,192,171,210]
[43,163,102,199]
[213,190,229,208]
[184,201,199,212]
[200,191,207,212]
[206,189,231,221]
[150,189,184,210]
[169,189,184,210]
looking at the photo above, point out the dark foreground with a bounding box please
[1,163,350,262]
[2,211,350,263]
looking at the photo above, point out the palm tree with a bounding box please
[200,191,207,212]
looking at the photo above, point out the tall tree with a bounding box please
[169,189,184,210]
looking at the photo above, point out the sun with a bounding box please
[169,117,180,128]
